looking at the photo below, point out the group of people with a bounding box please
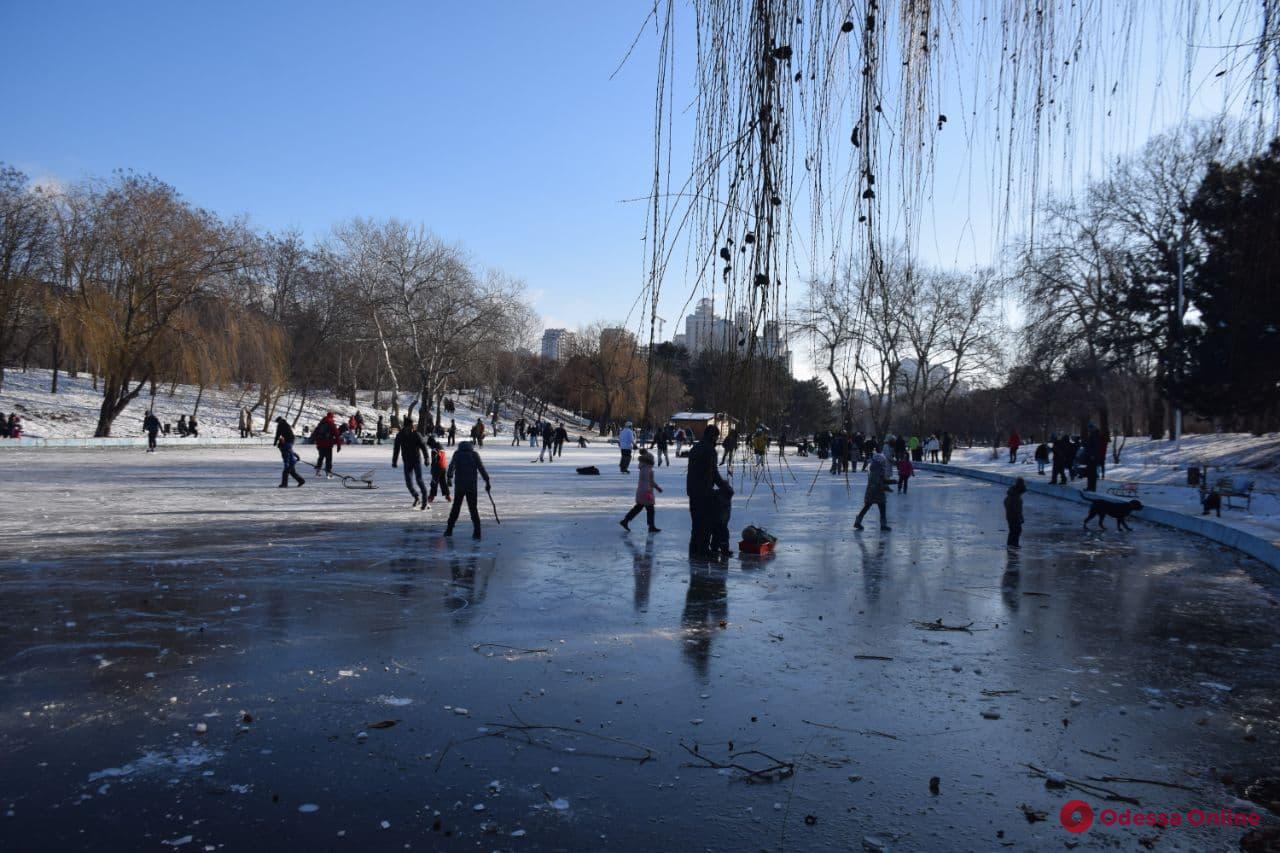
[817,429,954,474]
[511,417,573,461]
[393,418,492,539]
[0,412,23,439]
[1017,424,1110,492]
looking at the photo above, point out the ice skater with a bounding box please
[619,449,663,533]
[445,440,491,539]
[896,454,914,493]
[391,418,430,508]
[273,416,305,487]
[618,421,635,473]
[426,436,451,504]
[854,448,891,531]
[143,410,160,452]
[538,421,555,462]
[654,426,670,467]
[1005,477,1026,547]
[311,412,342,478]
[709,478,734,558]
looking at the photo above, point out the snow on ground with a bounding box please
[0,367,589,440]
[949,434,1280,546]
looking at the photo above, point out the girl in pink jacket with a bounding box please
[619,450,662,533]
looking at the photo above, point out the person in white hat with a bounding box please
[618,421,636,473]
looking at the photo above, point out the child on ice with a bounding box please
[619,450,662,532]
[710,480,735,557]
[896,455,914,493]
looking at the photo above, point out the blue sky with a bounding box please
[0,1,677,333]
[2,1,1261,364]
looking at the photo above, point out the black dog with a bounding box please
[1083,499,1143,531]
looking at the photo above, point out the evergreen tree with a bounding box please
[1182,140,1280,429]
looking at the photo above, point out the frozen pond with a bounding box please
[1,443,1278,850]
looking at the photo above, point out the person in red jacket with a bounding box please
[1008,428,1021,464]
[312,412,343,478]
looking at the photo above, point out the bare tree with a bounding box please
[50,173,247,436]
[0,165,52,391]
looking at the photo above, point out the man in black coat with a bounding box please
[686,425,729,558]
[1050,433,1073,485]
[445,441,491,539]
[554,423,568,457]
[392,418,431,508]
[143,411,161,453]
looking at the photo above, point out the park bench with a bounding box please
[1204,475,1255,511]
[1106,482,1140,499]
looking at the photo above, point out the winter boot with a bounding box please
[292,471,306,487]
[279,471,290,488]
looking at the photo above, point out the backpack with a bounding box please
[741,525,778,545]
[576,465,601,475]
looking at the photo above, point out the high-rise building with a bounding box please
[672,299,792,374]
[541,328,573,362]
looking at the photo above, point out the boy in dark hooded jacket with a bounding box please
[445,441,490,539]
[1005,477,1026,548]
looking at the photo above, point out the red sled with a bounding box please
[738,540,775,556]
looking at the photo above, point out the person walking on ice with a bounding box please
[426,436,451,504]
[391,418,430,509]
[311,412,342,478]
[143,410,160,453]
[854,447,891,531]
[1005,477,1026,548]
[620,449,663,532]
[896,454,914,493]
[273,417,305,488]
[618,421,636,473]
[444,440,491,539]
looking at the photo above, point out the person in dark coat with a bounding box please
[538,421,555,462]
[312,412,342,478]
[143,411,161,452]
[941,432,953,464]
[392,418,430,508]
[654,425,670,467]
[686,425,729,558]
[445,440,491,539]
[854,449,891,531]
[1051,433,1073,485]
[1085,424,1102,492]
[177,414,189,437]
[554,423,568,457]
[1034,440,1050,475]
[1004,477,1026,548]
[447,419,457,447]
[273,417,305,487]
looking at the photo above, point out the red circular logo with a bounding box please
[1060,800,1094,833]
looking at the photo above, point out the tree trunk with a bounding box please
[94,373,149,437]
[193,384,205,417]
[50,330,61,394]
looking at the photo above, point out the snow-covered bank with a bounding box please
[0,367,587,440]
[931,438,1280,567]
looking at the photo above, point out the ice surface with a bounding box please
[1,440,1277,850]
